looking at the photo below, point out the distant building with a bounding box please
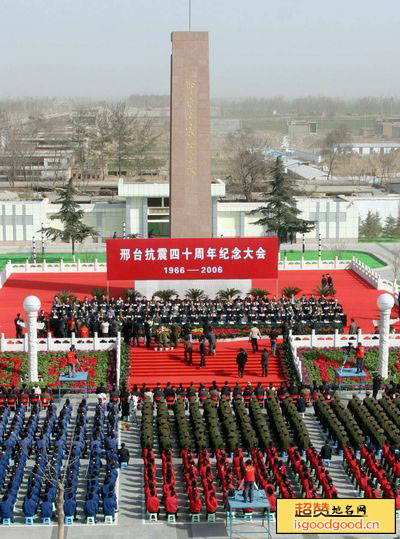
[288,120,317,142]
[376,118,400,138]
[337,142,400,156]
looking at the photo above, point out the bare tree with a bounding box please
[91,110,111,181]
[370,150,400,190]
[108,104,162,177]
[321,127,351,179]
[72,121,89,184]
[224,128,271,201]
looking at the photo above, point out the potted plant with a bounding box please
[185,288,207,301]
[248,288,269,299]
[216,288,241,301]
[281,286,302,298]
[153,289,178,302]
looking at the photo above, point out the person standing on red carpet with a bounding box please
[249,325,262,353]
[184,337,193,366]
[199,337,207,367]
[236,348,248,378]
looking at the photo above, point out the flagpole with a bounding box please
[189,0,191,31]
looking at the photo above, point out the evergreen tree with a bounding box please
[383,215,397,237]
[359,210,382,238]
[41,179,98,254]
[251,157,314,243]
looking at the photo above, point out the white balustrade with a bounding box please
[0,331,118,353]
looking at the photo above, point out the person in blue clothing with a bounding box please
[64,493,77,519]
[103,491,116,519]
[0,494,14,522]
[41,495,54,520]
[84,494,98,521]
[23,491,37,517]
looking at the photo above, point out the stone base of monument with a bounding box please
[135,279,252,299]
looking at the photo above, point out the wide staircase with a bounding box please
[128,340,286,388]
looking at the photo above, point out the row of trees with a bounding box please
[72,104,163,181]
[359,210,400,238]
[0,104,164,188]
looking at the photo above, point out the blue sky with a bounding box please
[0,0,398,99]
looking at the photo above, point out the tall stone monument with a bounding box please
[169,31,212,238]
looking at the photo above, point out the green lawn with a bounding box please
[359,237,400,243]
[281,250,384,269]
[0,249,385,272]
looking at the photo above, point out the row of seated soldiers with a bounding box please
[46,294,346,336]
[131,380,329,406]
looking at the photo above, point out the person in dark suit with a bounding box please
[118,443,130,466]
[199,337,207,367]
[261,348,269,377]
[297,395,306,415]
[372,373,382,399]
[320,441,332,462]
[14,313,24,338]
[236,348,248,378]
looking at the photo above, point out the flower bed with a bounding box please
[0,350,115,390]
[191,324,342,340]
[0,354,24,388]
[298,347,400,385]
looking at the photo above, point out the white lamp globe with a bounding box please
[377,293,394,312]
[23,295,41,313]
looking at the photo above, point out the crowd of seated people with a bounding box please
[0,393,121,525]
[83,402,119,522]
[0,385,54,411]
[42,293,346,339]
[1,401,72,523]
[143,447,160,517]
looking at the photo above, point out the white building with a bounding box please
[0,179,361,244]
[338,142,400,156]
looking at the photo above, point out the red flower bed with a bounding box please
[46,356,98,389]
[313,353,371,384]
[313,356,340,384]
[0,357,23,388]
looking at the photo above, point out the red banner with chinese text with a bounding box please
[106,237,278,281]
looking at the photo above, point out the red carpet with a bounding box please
[0,269,392,336]
[0,268,393,387]
[0,273,131,336]
[128,340,286,390]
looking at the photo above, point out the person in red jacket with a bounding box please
[356,343,365,373]
[165,490,178,519]
[67,345,78,377]
[205,490,218,517]
[242,459,256,503]
[146,489,160,516]
[189,493,202,515]
[265,486,277,512]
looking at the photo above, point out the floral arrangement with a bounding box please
[153,326,171,345]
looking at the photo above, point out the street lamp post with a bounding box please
[377,293,395,379]
[23,295,41,383]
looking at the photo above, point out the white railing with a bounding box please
[0,256,390,281]
[0,259,106,284]
[349,257,383,289]
[0,332,118,353]
[288,328,400,382]
[278,256,350,271]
